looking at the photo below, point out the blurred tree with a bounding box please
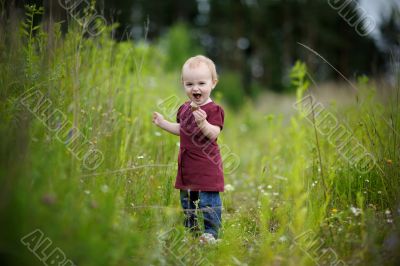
[161,22,203,71]
[4,0,392,94]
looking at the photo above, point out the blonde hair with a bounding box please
[181,55,218,82]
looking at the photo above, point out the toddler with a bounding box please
[152,55,225,244]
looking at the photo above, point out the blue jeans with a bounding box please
[179,190,222,239]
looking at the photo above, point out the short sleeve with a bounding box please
[206,105,224,130]
[176,104,185,123]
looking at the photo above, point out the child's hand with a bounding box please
[152,112,164,126]
[193,109,207,126]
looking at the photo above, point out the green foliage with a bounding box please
[217,71,246,109]
[161,22,203,72]
[20,4,44,80]
[290,60,310,102]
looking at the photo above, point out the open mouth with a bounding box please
[192,93,202,100]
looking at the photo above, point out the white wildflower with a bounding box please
[224,184,235,192]
[350,206,362,216]
[101,185,109,193]
[279,235,287,243]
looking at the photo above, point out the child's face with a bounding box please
[182,63,217,106]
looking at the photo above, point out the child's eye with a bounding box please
[186,83,193,86]
[199,82,205,85]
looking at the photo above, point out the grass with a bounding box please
[0,5,399,266]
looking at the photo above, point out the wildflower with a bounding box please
[154,131,161,136]
[225,184,235,192]
[377,191,382,194]
[137,155,144,159]
[279,235,287,243]
[385,209,391,216]
[273,192,279,196]
[41,194,56,206]
[331,208,338,214]
[387,219,393,224]
[267,185,272,189]
[84,190,91,195]
[350,206,362,216]
[90,200,98,209]
[386,159,393,165]
[101,185,109,193]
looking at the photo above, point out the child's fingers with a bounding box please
[193,109,206,117]
[195,109,206,119]
[153,112,162,119]
[193,110,201,118]
[152,112,162,124]
[199,109,207,117]
[193,110,206,121]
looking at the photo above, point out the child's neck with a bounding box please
[198,97,212,106]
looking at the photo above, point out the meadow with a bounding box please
[0,5,399,266]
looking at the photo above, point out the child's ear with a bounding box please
[212,79,218,89]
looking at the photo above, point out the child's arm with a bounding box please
[192,109,221,141]
[152,112,180,136]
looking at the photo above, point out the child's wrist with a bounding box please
[158,119,166,128]
[197,119,206,128]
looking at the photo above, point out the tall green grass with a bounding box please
[0,5,399,266]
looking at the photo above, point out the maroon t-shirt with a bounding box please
[175,101,225,192]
